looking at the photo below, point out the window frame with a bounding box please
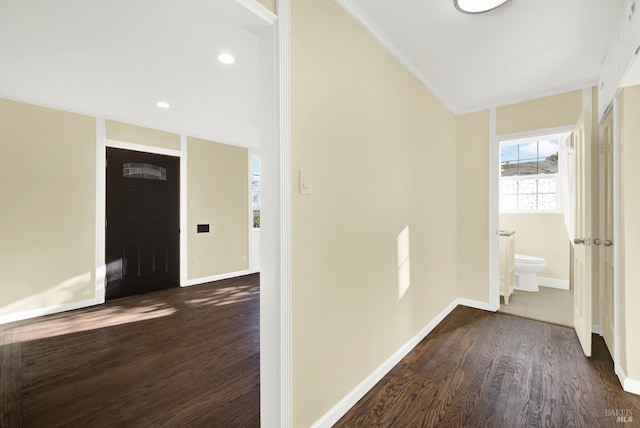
[251,156,261,230]
[499,134,567,215]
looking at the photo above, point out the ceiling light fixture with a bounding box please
[217,52,235,65]
[156,101,170,109]
[454,0,510,14]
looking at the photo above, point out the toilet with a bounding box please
[514,254,548,292]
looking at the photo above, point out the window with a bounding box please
[500,137,562,213]
[123,163,166,180]
[251,156,260,229]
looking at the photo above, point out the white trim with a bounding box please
[624,377,640,396]
[233,0,278,25]
[613,95,621,373]
[497,126,575,143]
[183,269,260,287]
[592,324,602,335]
[105,138,182,157]
[538,278,570,290]
[0,298,97,325]
[598,109,605,332]
[180,135,188,287]
[333,0,459,115]
[279,0,293,424]
[456,298,493,312]
[310,299,460,428]
[489,108,500,311]
[95,118,107,304]
[616,365,640,396]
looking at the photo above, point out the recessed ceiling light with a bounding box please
[217,52,236,65]
[156,101,170,109]
[455,0,510,14]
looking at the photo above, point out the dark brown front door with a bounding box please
[106,147,180,300]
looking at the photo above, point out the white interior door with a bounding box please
[602,108,615,355]
[573,107,593,357]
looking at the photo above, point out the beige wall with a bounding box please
[457,111,490,301]
[500,214,570,280]
[0,99,96,316]
[496,90,582,135]
[0,102,251,320]
[187,137,248,279]
[291,0,458,425]
[106,120,180,151]
[257,0,276,14]
[618,85,640,380]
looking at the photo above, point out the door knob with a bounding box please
[603,240,613,247]
[593,239,601,245]
[574,238,584,244]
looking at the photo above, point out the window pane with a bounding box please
[518,179,537,194]
[501,145,518,162]
[518,194,537,211]
[123,163,166,180]
[252,175,261,192]
[252,156,260,175]
[518,160,538,175]
[252,193,260,211]
[502,195,517,211]
[538,177,556,193]
[538,139,559,158]
[501,162,518,177]
[502,180,517,195]
[519,142,538,160]
[538,193,556,210]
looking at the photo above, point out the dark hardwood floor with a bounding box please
[336,306,640,428]
[0,273,260,428]
[4,283,639,427]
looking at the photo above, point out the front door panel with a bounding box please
[106,147,180,300]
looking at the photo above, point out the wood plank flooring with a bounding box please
[336,306,640,428]
[0,273,260,428]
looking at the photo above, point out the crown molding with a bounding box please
[233,0,278,25]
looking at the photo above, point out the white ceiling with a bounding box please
[341,0,625,114]
[0,0,269,147]
[0,0,628,137]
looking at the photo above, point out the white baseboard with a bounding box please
[455,298,492,312]
[182,269,260,287]
[537,277,570,290]
[310,299,460,428]
[0,298,98,325]
[592,324,602,335]
[616,364,640,396]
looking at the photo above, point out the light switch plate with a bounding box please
[299,169,311,195]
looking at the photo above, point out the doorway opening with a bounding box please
[496,130,574,326]
[105,147,180,300]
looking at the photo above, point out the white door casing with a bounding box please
[602,108,615,356]
[573,107,593,357]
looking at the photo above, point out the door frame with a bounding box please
[95,120,186,304]
[488,119,575,311]
[600,95,622,382]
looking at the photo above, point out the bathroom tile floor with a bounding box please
[500,286,574,327]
